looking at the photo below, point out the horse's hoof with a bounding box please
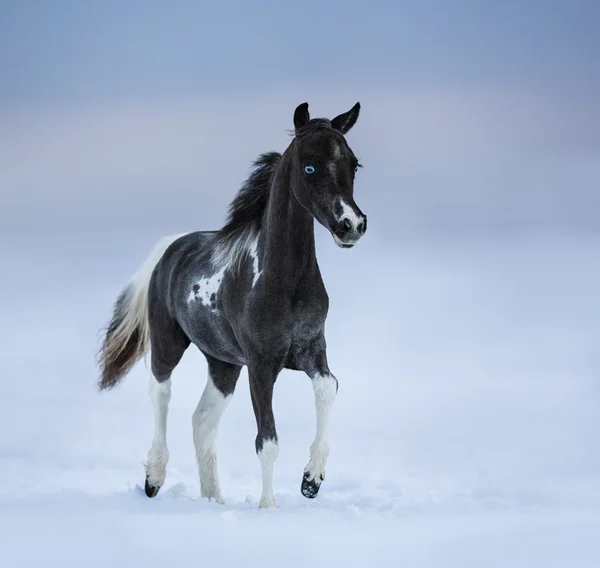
[301,472,322,499]
[145,478,160,498]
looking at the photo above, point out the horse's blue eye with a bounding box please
[355,166,359,173]
[304,165,315,174]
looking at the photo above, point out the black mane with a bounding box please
[218,151,282,243]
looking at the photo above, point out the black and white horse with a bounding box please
[98,102,367,508]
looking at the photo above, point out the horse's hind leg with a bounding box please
[144,377,171,497]
[192,354,241,503]
[144,320,190,498]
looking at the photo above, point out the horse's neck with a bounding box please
[261,162,317,287]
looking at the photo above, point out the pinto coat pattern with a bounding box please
[98,102,367,508]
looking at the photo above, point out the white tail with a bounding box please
[98,234,185,389]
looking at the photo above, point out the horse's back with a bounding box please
[148,230,214,330]
[151,230,216,294]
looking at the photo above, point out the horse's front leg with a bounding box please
[301,356,338,499]
[248,359,282,508]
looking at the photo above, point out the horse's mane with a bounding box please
[294,118,332,138]
[214,151,281,263]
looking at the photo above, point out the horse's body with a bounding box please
[98,102,366,508]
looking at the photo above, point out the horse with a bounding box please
[97,102,367,508]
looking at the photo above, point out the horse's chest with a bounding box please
[289,292,328,341]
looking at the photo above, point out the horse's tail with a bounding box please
[98,234,184,390]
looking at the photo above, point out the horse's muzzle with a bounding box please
[332,214,367,248]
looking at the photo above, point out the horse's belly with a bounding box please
[182,308,246,366]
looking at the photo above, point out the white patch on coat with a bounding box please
[258,438,279,508]
[247,236,262,287]
[187,266,226,309]
[192,374,232,504]
[145,377,172,488]
[304,373,338,484]
[338,199,363,232]
[189,230,262,307]
[213,228,260,272]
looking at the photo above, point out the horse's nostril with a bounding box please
[343,218,352,232]
[356,218,366,235]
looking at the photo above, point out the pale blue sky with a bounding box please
[1,1,599,236]
[2,0,598,105]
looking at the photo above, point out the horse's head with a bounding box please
[290,102,366,249]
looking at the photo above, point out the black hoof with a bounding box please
[301,472,322,499]
[145,478,160,498]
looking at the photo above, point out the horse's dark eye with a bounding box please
[354,166,359,173]
[304,165,315,175]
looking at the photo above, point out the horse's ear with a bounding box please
[294,102,310,133]
[331,102,360,134]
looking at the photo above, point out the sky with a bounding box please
[0,0,599,239]
[1,0,599,104]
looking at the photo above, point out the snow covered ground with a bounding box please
[1,231,599,567]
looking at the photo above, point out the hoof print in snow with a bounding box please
[145,478,160,498]
[301,472,322,499]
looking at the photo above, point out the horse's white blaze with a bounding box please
[258,439,279,508]
[327,141,342,177]
[338,199,363,232]
[332,140,342,160]
[145,377,172,487]
[304,373,338,482]
[192,375,232,503]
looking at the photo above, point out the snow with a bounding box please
[1,231,599,567]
